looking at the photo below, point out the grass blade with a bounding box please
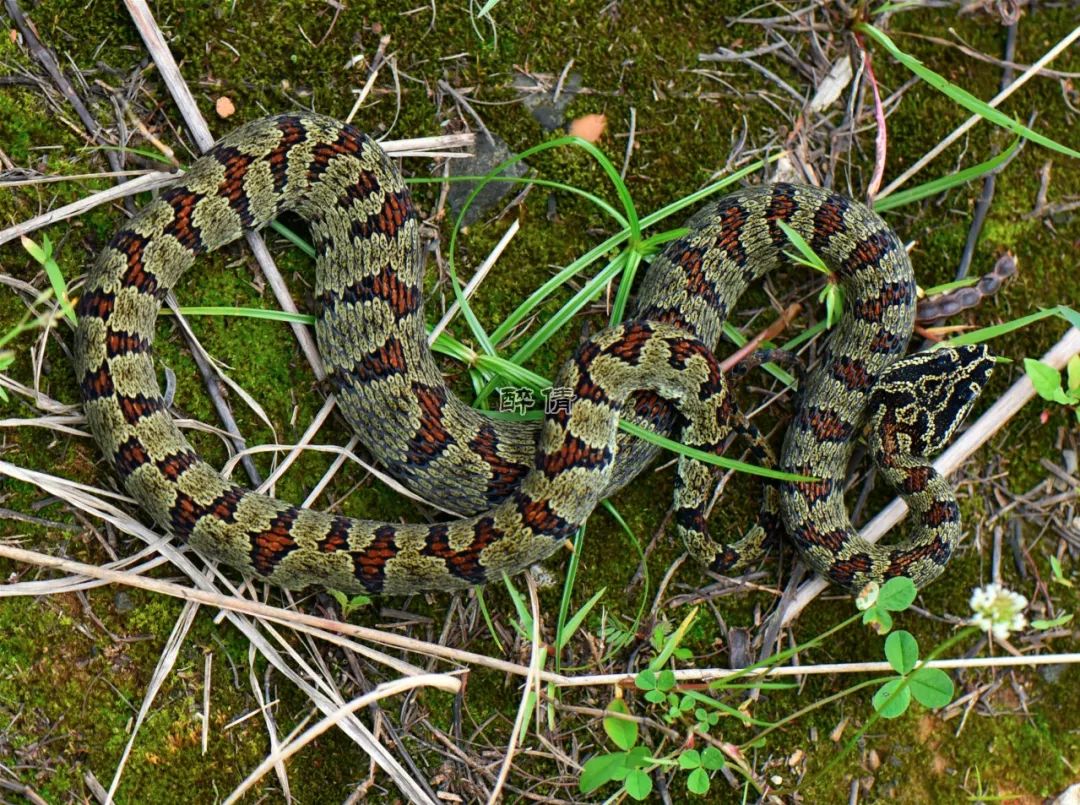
[21,235,76,325]
[617,420,814,482]
[557,587,607,651]
[933,306,1071,348]
[858,25,1080,160]
[873,138,1021,213]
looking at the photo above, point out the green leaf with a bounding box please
[22,235,76,325]
[884,630,919,674]
[777,220,829,274]
[878,577,918,611]
[862,606,893,635]
[1050,556,1073,587]
[604,699,638,751]
[21,235,46,263]
[909,667,954,709]
[342,594,371,615]
[85,143,178,166]
[656,669,677,692]
[644,690,666,704]
[820,283,843,329]
[1025,358,1064,402]
[502,575,533,638]
[626,746,653,768]
[855,581,880,610]
[1069,356,1080,393]
[624,769,654,800]
[475,354,550,395]
[635,669,657,690]
[518,688,539,747]
[649,624,667,653]
[1031,613,1072,630]
[579,752,628,793]
[557,587,606,650]
[872,678,912,718]
[857,24,1080,160]
[474,588,503,654]
[701,746,726,770]
[687,766,710,795]
[678,749,702,770]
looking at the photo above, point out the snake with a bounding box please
[74,112,995,596]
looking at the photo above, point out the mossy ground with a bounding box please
[1,1,1078,802]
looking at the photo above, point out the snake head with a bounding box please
[868,344,995,459]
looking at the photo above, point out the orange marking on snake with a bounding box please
[114,437,149,475]
[105,330,147,357]
[81,366,114,399]
[902,466,931,494]
[604,322,654,362]
[469,424,528,504]
[117,394,162,425]
[208,487,245,522]
[77,290,115,321]
[923,500,958,527]
[542,434,609,476]
[156,451,198,482]
[422,518,502,582]
[318,517,352,553]
[712,204,749,262]
[810,193,848,243]
[407,385,454,465]
[353,525,397,590]
[830,356,873,391]
[251,511,299,575]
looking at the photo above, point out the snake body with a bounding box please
[75,113,994,595]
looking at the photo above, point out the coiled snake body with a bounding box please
[75,113,994,595]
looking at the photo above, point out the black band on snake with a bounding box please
[74,113,994,595]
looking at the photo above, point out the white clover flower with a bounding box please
[969,583,1028,640]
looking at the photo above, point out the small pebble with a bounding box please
[1062,448,1076,476]
[114,591,134,613]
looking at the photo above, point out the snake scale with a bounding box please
[74,113,995,596]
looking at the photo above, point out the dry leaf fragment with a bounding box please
[568,113,607,143]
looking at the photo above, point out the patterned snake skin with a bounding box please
[74,113,995,595]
